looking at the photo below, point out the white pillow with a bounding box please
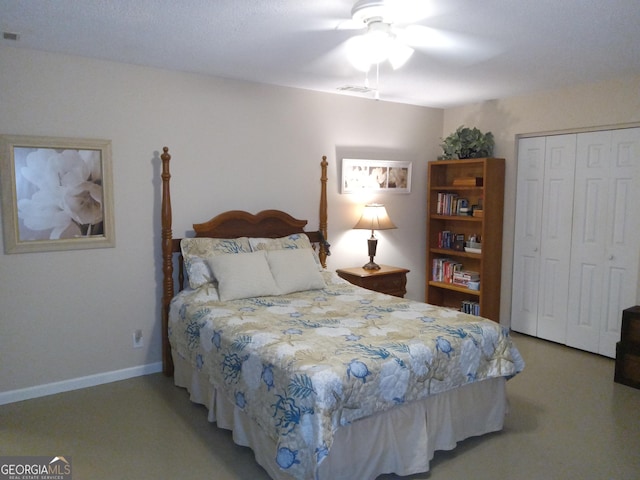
[249,234,323,271]
[266,248,326,294]
[207,251,279,301]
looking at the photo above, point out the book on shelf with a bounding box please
[438,230,453,249]
[436,193,471,216]
[452,176,484,187]
[436,192,456,215]
[438,231,481,252]
[452,270,480,287]
[461,300,480,315]
[456,198,469,216]
[432,258,462,283]
[453,233,465,251]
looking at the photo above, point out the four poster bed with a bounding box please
[160,147,524,480]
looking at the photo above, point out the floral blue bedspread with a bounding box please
[169,272,524,479]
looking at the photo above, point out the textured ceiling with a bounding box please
[1,0,639,107]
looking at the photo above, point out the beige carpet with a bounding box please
[1,333,639,479]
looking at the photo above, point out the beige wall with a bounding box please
[442,74,640,323]
[0,46,442,399]
[2,43,638,401]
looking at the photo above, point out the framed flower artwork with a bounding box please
[341,159,412,194]
[0,135,115,253]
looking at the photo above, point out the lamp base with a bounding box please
[362,260,381,270]
[363,236,380,270]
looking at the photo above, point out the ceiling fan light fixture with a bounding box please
[346,20,413,71]
[346,35,378,72]
[388,40,414,69]
[346,28,392,71]
[363,24,394,62]
[346,1,421,72]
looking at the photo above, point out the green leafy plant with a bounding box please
[439,125,495,160]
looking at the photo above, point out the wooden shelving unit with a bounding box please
[425,158,505,321]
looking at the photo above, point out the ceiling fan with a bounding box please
[339,0,495,73]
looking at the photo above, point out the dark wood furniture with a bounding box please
[160,147,329,376]
[425,158,505,321]
[615,305,640,389]
[336,265,409,297]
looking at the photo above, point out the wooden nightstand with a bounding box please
[336,265,410,298]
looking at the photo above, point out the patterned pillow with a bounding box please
[249,234,323,270]
[180,237,251,289]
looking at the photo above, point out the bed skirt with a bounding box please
[173,353,507,480]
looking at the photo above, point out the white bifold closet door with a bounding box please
[512,127,640,357]
[566,129,640,358]
[511,134,576,342]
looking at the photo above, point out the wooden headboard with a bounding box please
[160,147,329,375]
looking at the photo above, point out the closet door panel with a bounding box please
[511,137,545,335]
[600,128,640,356]
[536,135,576,343]
[567,131,609,352]
[567,128,640,357]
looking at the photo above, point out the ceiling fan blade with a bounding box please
[397,25,501,65]
[334,18,364,31]
[308,39,373,79]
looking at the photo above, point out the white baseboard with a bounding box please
[0,362,163,406]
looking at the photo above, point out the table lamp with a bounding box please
[353,203,396,270]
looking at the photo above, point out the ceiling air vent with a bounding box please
[3,32,20,41]
[337,85,375,94]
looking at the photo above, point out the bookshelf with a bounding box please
[426,158,505,321]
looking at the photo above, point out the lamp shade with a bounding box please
[353,204,396,231]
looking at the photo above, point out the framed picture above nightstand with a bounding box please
[336,265,409,298]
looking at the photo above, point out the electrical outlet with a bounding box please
[133,329,143,348]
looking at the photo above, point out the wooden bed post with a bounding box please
[160,151,328,376]
[161,147,174,376]
[319,156,329,268]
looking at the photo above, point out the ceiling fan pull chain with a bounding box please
[375,62,380,100]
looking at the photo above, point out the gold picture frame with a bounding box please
[0,135,115,253]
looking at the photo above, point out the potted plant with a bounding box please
[439,125,495,160]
